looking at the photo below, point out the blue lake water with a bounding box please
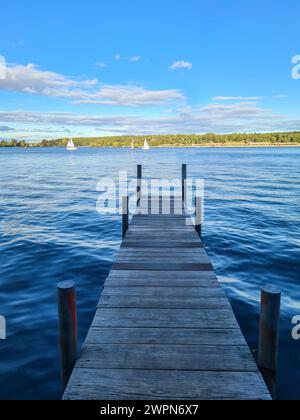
[0,147,299,400]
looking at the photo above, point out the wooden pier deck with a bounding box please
[63,194,270,400]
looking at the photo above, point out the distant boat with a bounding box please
[66,138,77,151]
[142,139,150,151]
[131,140,135,150]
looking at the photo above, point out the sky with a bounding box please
[0,0,300,141]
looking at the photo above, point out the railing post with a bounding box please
[122,196,129,239]
[137,165,142,206]
[258,285,281,398]
[195,196,202,237]
[182,164,187,205]
[57,281,78,393]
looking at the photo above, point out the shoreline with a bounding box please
[2,143,300,149]
[145,143,300,148]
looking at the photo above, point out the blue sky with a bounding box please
[0,0,300,140]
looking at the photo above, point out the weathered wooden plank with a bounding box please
[117,253,207,259]
[118,247,207,254]
[122,241,204,248]
[118,247,207,253]
[146,202,185,206]
[115,256,211,264]
[98,295,230,309]
[116,254,209,261]
[133,220,188,224]
[132,215,186,218]
[117,249,209,259]
[124,237,201,244]
[134,215,186,219]
[137,201,184,209]
[130,221,189,226]
[131,216,189,221]
[130,219,191,223]
[129,230,195,235]
[85,327,247,346]
[105,277,219,287]
[106,270,217,280]
[126,219,191,225]
[63,369,271,400]
[128,230,196,235]
[126,236,198,241]
[129,226,194,231]
[76,344,258,372]
[136,209,187,216]
[112,263,213,271]
[130,227,192,231]
[92,308,239,329]
[126,225,197,231]
[130,223,192,227]
[101,286,225,298]
[125,231,199,237]
[105,270,219,287]
[116,256,208,262]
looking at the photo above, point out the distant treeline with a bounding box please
[0,139,30,147]
[1,132,300,147]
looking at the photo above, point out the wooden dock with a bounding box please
[63,192,271,400]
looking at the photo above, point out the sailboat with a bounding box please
[66,138,77,151]
[131,140,135,150]
[142,138,150,151]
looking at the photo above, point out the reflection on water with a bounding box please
[0,147,299,400]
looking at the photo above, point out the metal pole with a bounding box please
[122,196,129,239]
[137,165,142,206]
[258,285,281,398]
[195,196,202,237]
[57,281,78,393]
[182,164,187,205]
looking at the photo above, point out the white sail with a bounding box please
[142,139,150,150]
[131,140,135,150]
[66,138,77,151]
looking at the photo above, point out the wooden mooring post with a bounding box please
[122,196,129,239]
[137,165,142,206]
[182,164,187,205]
[195,196,202,237]
[57,281,78,393]
[258,285,281,398]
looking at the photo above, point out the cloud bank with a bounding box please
[0,63,185,107]
[2,101,300,140]
[169,61,193,71]
[0,62,296,140]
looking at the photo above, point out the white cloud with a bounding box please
[0,63,98,97]
[130,56,141,62]
[72,84,185,106]
[214,95,289,102]
[0,63,185,107]
[114,54,141,62]
[169,61,193,71]
[213,96,261,101]
[2,101,300,139]
[95,62,107,68]
[272,94,288,99]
